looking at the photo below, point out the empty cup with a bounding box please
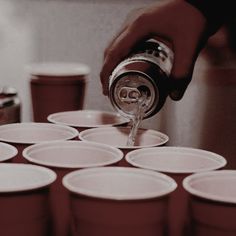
[0,142,18,162]
[0,122,79,163]
[47,110,129,132]
[63,166,177,236]
[125,147,227,236]
[183,170,236,236]
[79,127,169,165]
[28,62,90,122]
[23,141,123,236]
[0,163,56,236]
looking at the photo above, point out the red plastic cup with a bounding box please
[0,163,56,236]
[183,170,236,236]
[79,126,169,166]
[47,110,129,132]
[28,62,90,122]
[23,141,123,236]
[63,167,177,236]
[125,147,227,236]
[0,122,79,163]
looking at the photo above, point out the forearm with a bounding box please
[186,0,235,35]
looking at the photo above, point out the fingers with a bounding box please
[103,25,128,60]
[103,7,146,59]
[100,17,151,95]
[167,1,208,101]
[168,28,207,101]
[100,0,208,101]
[168,75,193,101]
[168,38,196,100]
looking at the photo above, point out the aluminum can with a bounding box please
[109,39,173,119]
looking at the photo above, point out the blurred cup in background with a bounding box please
[27,62,90,122]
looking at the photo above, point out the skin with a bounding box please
[100,0,209,101]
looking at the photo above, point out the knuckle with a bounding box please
[132,13,147,27]
[105,47,118,58]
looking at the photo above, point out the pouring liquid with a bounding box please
[126,93,148,146]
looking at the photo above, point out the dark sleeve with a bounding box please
[186,0,235,35]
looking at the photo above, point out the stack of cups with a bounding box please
[125,147,227,236]
[28,62,90,122]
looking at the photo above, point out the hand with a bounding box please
[100,0,208,100]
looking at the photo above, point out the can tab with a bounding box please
[118,87,142,103]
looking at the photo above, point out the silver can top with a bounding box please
[109,72,158,119]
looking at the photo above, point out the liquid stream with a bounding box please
[126,94,148,146]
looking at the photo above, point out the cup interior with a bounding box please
[47,110,129,128]
[126,147,227,174]
[63,167,177,200]
[0,142,18,162]
[183,170,236,204]
[0,163,56,192]
[0,123,78,144]
[79,127,169,149]
[23,141,123,168]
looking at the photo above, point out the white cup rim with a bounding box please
[23,140,124,169]
[26,62,90,76]
[0,163,56,193]
[183,170,236,204]
[0,122,79,144]
[63,167,177,200]
[0,142,18,162]
[125,146,227,174]
[79,127,169,149]
[47,110,129,128]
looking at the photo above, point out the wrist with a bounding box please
[185,0,233,36]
